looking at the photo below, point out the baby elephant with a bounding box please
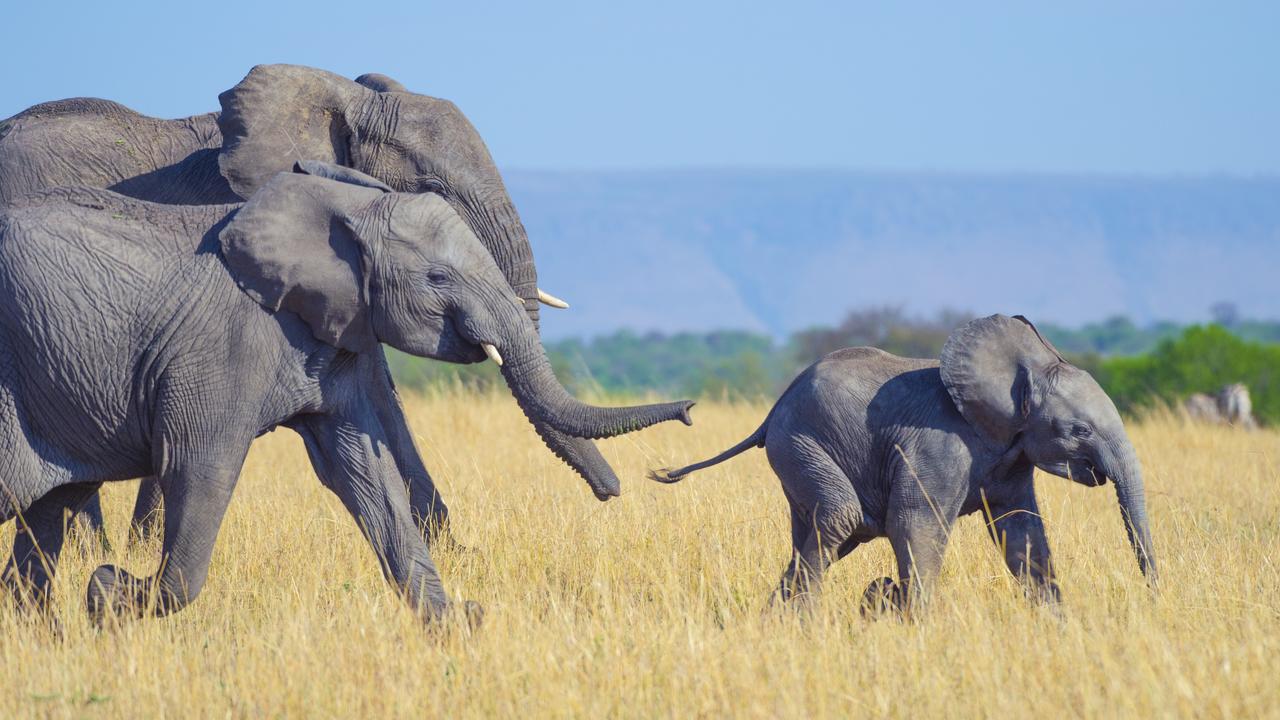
[652,314,1157,613]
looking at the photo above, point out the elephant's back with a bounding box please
[0,98,222,205]
[768,348,943,468]
[0,193,232,350]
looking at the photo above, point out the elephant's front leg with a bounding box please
[86,429,252,623]
[981,474,1061,605]
[885,497,954,616]
[299,409,478,627]
[373,361,452,542]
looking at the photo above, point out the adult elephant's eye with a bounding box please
[1070,423,1092,439]
[420,179,446,196]
[426,268,450,285]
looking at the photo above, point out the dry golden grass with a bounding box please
[0,391,1276,718]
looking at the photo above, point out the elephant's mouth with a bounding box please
[1072,460,1106,487]
[1037,459,1106,487]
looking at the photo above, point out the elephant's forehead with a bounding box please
[390,98,490,165]
[384,196,486,261]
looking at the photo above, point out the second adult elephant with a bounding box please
[0,64,589,538]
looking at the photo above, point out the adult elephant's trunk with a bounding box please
[530,421,621,500]
[1101,438,1158,587]
[494,329,694,439]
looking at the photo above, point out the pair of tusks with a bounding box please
[486,288,570,366]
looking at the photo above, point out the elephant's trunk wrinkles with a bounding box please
[530,421,621,500]
[496,333,694,440]
[1103,439,1158,587]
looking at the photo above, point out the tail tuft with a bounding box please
[647,468,686,484]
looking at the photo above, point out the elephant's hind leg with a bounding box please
[87,417,253,623]
[768,438,863,611]
[5,482,102,611]
[69,492,111,552]
[126,476,163,546]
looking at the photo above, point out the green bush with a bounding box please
[1097,325,1280,424]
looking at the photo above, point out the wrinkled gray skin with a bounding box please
[652,315,1157,614]
[0,65,608,539]
[0,162,692,623]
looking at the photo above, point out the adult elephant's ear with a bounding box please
[218,166,388,352]
[218,64,374,199]
[939,314,1062,447]
[355,73,407,93]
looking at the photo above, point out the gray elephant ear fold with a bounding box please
[218,171,380,352]
[218,64,373,199]
[354,73,408,93]
[939,314,1062,447]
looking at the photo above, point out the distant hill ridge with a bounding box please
[504,169,1280,340]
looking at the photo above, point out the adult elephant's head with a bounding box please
[219,163,693,496]
[940,314,1158,587]
[216,64,561,329]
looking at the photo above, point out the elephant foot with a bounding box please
[860,576,906,620]
[3,575,60,635]
[86,564,151,625]
[422,522,474,556]
[461,599,484,629]
[423,599,484,635]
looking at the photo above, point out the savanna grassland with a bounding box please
[0,390,1276,718]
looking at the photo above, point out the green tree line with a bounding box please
[388,306,1280,424]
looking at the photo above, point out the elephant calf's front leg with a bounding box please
[981,479,1061,605]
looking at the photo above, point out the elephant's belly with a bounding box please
[12,354,153,480]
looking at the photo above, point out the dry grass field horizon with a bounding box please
[0,389,1276,718]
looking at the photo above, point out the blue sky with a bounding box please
[4,1,1277,175]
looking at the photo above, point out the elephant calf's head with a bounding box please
[940,314,1158,586]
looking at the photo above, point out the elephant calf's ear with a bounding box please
[940,314,1060,447]
[219,173,378,352]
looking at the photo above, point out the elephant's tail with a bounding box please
[648,422,767,484]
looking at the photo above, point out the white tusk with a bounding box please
[481,342,504,366]
[513,295,525,308]
[537,288,570,309]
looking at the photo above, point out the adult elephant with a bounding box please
[0,65,589,539]
[0,162,692,623]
